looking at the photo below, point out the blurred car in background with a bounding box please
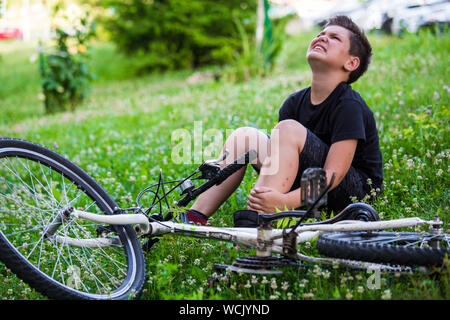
[322,0,450,34]
[275,0,450,34]
[0,27,23,40]
[390,0,450,34]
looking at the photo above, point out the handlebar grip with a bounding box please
[176,150,258,207]
[216,149,258,185]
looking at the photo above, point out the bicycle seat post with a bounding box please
[256,223,273,257]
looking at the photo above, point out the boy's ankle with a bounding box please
[179,209,209,225]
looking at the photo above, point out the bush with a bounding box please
[101,0,256,73]
[222,13,289,82]
[39,13,95,114]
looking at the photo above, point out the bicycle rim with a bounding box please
[0,139,145,299]
[317,231,450,267]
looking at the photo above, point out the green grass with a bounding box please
[0,28,449,300]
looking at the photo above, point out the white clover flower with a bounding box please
[382,289,392,300]
[270,279,278,290]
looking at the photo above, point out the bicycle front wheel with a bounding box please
[0,139,145,299]
[317,231,450,267]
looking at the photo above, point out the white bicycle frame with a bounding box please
[51,208,441,271]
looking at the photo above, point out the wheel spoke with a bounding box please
[0,142,143,299]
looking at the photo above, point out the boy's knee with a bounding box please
[274,120,307,138]
[229,127,268,144]
[226,126,269,158]
[232,126,259,137]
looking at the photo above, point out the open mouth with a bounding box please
[312,44,326,52]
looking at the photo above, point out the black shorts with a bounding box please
[253,129,371,213]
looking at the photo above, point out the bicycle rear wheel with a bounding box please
[317,231,450,267]
[0,139,145,299]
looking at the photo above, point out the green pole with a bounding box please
[261,0,273,65]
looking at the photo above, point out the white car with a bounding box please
[334,0,449,33]
[391,1,450,34]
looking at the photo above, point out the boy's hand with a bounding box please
[247,186,288,213]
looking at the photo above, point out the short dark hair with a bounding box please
[325,15,372,84]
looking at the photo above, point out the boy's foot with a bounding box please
[175,209,209,225]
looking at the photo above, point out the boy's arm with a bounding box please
[323,139,358,190]
[284,138,358,207]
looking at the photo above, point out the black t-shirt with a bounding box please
[278,82,383,190]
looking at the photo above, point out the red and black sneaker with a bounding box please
[176,209,209,225]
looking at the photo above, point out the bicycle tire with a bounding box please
[0,138,145,299]
[317,231,450,267]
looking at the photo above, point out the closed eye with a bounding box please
[316,32,341,41]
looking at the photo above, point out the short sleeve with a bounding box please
[278,94,296,122]
[330,99,366,144]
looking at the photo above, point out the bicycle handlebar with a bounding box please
[176,149,257,207]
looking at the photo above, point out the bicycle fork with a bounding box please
[42,206,150,248]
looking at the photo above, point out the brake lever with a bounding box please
[195,150,229,180]
[204,149,229,165]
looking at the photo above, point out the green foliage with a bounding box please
[1,27,449,300]
[100,0,256,73]
[39,13,96,114]
[221,16,266,82]
[222,14,288,82]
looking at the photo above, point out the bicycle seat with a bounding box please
[234,202,379,228]
[258,211,308,224]
[234,210,308,227]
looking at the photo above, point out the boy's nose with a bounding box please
[318,35,328,43]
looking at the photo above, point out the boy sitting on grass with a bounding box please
[179,15,383,225]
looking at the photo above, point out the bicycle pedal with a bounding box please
[301,168,328,211]
[96,225,114,237]
[142,237,160,252]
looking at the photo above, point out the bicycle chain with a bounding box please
[295,252,415,274]
[232,256,302,269]
[216,254,415,274]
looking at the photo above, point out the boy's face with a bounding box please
[307,25,358,74]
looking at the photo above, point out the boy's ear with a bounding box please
[344,56,360,72]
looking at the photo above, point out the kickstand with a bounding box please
[142,237,160,252]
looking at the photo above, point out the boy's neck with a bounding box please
[310,72,347,105]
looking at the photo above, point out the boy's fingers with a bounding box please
[249,192,266,201]
[247,194,261,205]
[252,186,272,193]
[247,201,261,212]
